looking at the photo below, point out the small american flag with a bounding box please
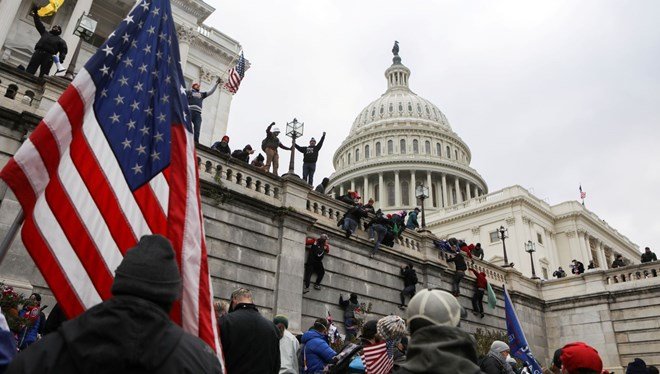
[361,341,394,374]
[224,52,246,94]
[0,0,222,365]
[580,185,587,200]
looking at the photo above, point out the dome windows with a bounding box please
[413,139,419,154]
[425,105,430,115]
[401,181,410,205]
[446,145,451,158]
[371,107,376,117]
[389,103,393,113]
[436,143,441,156]
[408,102,413,112]
[380,105,384,115]
[376,142,381,156]
[355,148,360,162]
[399,102,403,112]
[425,141,431,154]
[400,139,407,154]
[387,182,395,206]
[365,145,370,159]
[348,152,351,164]
[417,103,422,114]
[387,140,393,155]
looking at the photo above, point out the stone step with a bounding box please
[611,305,660,320]
[610,295,660,310]
[616,330,660,344]
[613,316,660,332]
[617,341,660,355]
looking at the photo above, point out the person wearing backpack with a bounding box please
[301,319,337,374]
[399,264,418,309]
[231,144,254,163]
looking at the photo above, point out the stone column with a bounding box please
[441,173,448,207]
[176,25,198,72]
[0,1,22,50]
[410,171,416,206]
[426,171,433,207]
[61,0,94,71]
[596,240,607,269]
[454,178,461,204]
[363,176,369,202]
[584,233,594,262]
[465,181,471,200]
[339,184,344,196]
[394,171,401,207]
[378,173,384,207]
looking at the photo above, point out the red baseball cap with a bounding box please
[560,342,603,373]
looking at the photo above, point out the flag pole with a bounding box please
[0,208,24,267]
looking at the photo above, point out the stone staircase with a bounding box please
[612,293,660,367]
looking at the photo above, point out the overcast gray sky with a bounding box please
[204,0,660,253]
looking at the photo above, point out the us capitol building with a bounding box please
[329,44,639,279]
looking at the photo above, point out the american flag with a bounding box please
[224,52,246,94]
[580,185,587,200]
[361,341,394,374]
[0,0,221,364]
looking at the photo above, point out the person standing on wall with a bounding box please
[261,122,291,176]
[294,132,326,186]
[26,4,67,77]
[186,77,222,144]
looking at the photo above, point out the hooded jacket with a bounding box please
[301,329,336,374]
[6,296,221,374]
[394,325,482,374]
[294,133,325,163]
[32,13,67,59]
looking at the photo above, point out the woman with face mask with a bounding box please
[480,341,516,374]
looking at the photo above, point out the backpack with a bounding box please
[410,270,418,284]
[261,138,268,152]
[231,149,243,158]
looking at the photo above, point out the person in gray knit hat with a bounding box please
[480,340,515,374]
[6,235,222,374]
[395,289,481,374]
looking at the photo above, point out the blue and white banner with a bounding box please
[503,285,544,374]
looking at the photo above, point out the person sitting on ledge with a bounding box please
[231,144,254,163]
[315,177,331,194]
[471,243,484,261]
[251,153,265,168]
[641,247,657,263]
[587,260,596,270]
[211,135,231,155]
[552,267,567,278]
[611,254,626,268]
[570,260,585,275]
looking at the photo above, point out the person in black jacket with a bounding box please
[294,132,325,185]
[220,288,280,374]
[26,5,68,77]
[570,260,585,275]
[6,235,221,374]
[338,293,360,340]
[304,235,330,293]
[342,204,368,238]
[447,251,468,297]
[315,177,330,194]
[641,247,657,263]
[479,341,515,374]
[211,135,231,155]
[399,264,418,309]
[368,211,391,258]
[231,144,254,163]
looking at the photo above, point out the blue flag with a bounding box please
[503,285,544,374]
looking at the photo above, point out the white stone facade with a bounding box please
[0,0,241,146]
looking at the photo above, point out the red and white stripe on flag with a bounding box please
[361,341,394,374]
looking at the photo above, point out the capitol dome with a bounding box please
[329,44,487,213]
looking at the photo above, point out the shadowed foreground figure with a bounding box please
[6,235,222,374]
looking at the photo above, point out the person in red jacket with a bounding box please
[304,234,330,293]
[469,267,487,318]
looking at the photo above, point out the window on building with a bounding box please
[490,231,500,243]
[400,139,406,154]
[537,232,543,244]
[348,153,351,164]
[455,150,458,160]
[436,143,441,156]
[374,184,379,202]
[432,183,437,207]
[355,149,360,162]
[365,145,370,159]
[413,140,419,154]
[452,189,457,204]
[446,146,451,158]
[387,140,393,155]
[542,267,548,280]
[425,141,431,154]
[375,142,381,156]
[387,182,395,206]
[401,181,409,206]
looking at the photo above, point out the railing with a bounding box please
[605,261,660,285]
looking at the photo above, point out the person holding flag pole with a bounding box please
[503,285,544,374]
[0,0,223,371]
[579,185,587,207]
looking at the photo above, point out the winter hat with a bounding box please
[111,235,181,306]
[273,315,289,329]
[560,342,603,373]
[407,289,463,333]
[221,135,229,142]
[377,315,406,340]
[310,137,316,142]
[490,340,510,354]
[361,320,378,340]
[244,144,252,151]
[272,127,281,133]
[256,153,264,160]
[626,358,647,374]
[349,293,358,302]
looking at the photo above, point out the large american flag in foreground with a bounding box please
[0,0,221,362]
[224,52,246,94]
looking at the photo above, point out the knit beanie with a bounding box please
[490,340,510,354]
[626,358,647,374]
[111,235,181,306]
[406,289,463,333]
[361,320,378,340]
[273,315,289,329]
[377,315,406,340]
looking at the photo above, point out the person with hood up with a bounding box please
[6,235,221,374]
[251,153,265,168]
[294,132,326,186]
[301,318,336,374]
[261,122,291,176]
[231,144,254,163]
[186,78,221,143]
[220,287,280,374]
[26,5,67,77]
[611,254,626,268]
[394,289,479,374]
[211,135,231,155]
[626,358,648,374]
[339,293,360,340]
[479,341,516,374]
[405,208,420,230]
[468,267,487,318]
[315,177,331,194]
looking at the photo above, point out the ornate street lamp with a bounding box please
[497,225,512,267]
[525,240,540,279]
[415,184,429,229]
[285,118,304,176]
[65,12,98,79]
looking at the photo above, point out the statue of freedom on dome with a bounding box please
[392,40,399,56]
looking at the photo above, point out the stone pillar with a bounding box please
[595,240,607,269]
[378,173,384,207]
[394,171,401,207]
[454,178,461,204]
[363,176,369,202]
[176,25,198,72]
[426,171,433,206]
[584,233,594,262]
[350,180,355,193]
[0,1,22,50]
[441,173,448,207]
[465,181,471,200]
[61,0,94,72]
[339,184,344,196]
[410,171,416,206]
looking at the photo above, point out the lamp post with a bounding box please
[525,240,540,279]
[415,184,429,230]
[65,12,97,79]
[285,118,304,177]
[497,225,512,267]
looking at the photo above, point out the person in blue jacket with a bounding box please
[301,318,336,374]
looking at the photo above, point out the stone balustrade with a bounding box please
[605,261,660,285]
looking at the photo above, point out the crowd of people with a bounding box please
[551,247,657,279]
